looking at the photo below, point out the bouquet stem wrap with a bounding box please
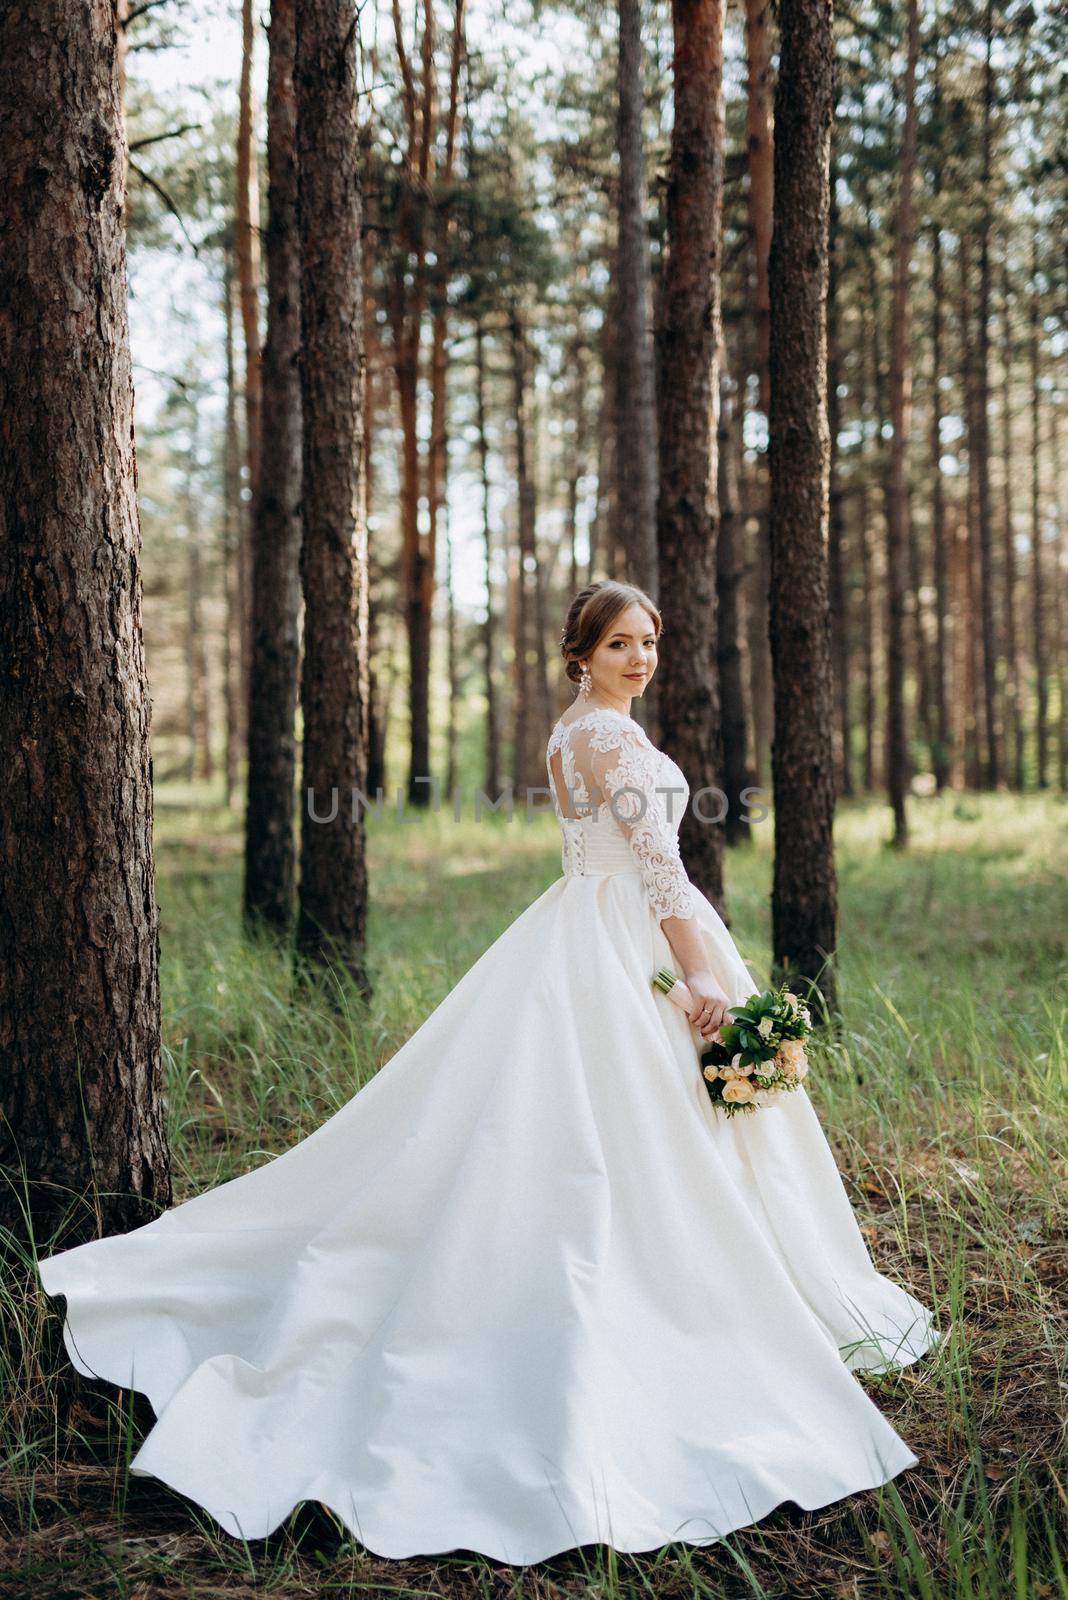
[651,968,813,1116]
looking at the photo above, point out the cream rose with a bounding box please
[757,1015,774,1038]
[777,1038,808,1079]
[722,1078,756,1104]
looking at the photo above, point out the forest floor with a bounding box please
[5,784,1066,1599]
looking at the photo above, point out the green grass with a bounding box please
[4,785,1066,1598]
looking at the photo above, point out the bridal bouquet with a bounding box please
[651,970,812,1116]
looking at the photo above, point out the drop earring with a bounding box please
[578,661,592,699]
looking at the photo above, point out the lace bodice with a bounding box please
[545,706,697,922]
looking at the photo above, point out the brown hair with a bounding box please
[559,580,662,686]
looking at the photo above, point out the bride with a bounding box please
[38,578,940,1565]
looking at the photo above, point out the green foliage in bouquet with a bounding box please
[699,983,813,1117]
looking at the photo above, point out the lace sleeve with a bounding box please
[569,717,697,922]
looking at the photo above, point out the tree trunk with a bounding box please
[929,223,951,790]
[717,366,754,845]
[615,0,659,596]
[1030,235,1049,787]
[766,0,838,1015]
[745,489,773,787]
[509,302,541,797]
[743,0,774,419]
[529,382,554,749]
[293,0,370,992]
[1052,400,1066,791]
[244,0,303,935]
[387,2,464,809]
[827,165,852,799]
[883,0,919,846]
[1000,248,1024,789]
[474,318,502,796]
[222,247,243,809]
[960,234,986,788]
[0,0,170,1248]
[742,0,775,787]
[185,427,212,783]
[565,338,589,605]
[861,192,886,794]
[362,113,386,803]
[948,498,971,788]
[591,307,619,582]
[236,0,263,754]
[395,332,430,805]
[858,476,877,793]
[656,0,727,915]
[905,444,934,789]
[444,477,459,802]
[425,2,466,801]
[974,0,1003,788]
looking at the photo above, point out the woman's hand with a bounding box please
[682,969,733,1040]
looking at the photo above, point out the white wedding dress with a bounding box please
[37,704,940,1564]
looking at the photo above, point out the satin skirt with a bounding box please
[38,869,940,1563]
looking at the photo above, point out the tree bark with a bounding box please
[656,0,727,915]
[883,0,919,846]
[591,306,619,583]
[244,0,303,935]
[184,422,212,783]
[565,337,589,604]
[745,484,773,786]
[387,1,464,808]
[860,189,886,793]
[222,246,243,809]
[1000,247,1023,789]
[716,366,754,845]
[1030,234,1049,787]
[425,1,466,796]
[1052,400,1066,791]
[974,0,1003,787]
[236,0,263,753]
[766,0,838,1014]
[948,497,971,788]
[0,0,170,1247]
[960,234,986,788]
[615,0,659,597]
[929,223,951,790]
[742,0,774,786]
[528,381,554,749]
[509,302,541,796]
[474,317,502,795]
[362,110,386,803]
[743,0,774,419]
[444,472,459,802]
[827,164,852,799]
[294,0,371,992]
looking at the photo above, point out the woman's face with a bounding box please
[586,602,658,698]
